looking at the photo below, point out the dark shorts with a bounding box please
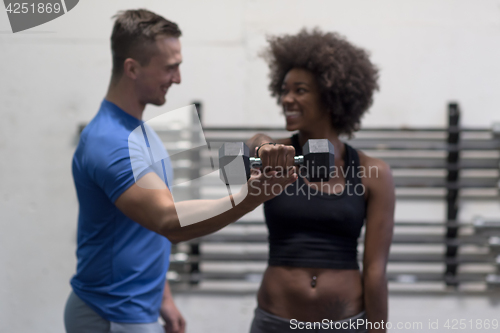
[249,307,368,333]
[64,291,163,333]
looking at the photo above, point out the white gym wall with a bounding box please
[1,1,500,332]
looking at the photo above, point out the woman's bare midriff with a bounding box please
[257,266,363,322]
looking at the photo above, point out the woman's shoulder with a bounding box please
[356,149,389,170]
[355,149,393,186]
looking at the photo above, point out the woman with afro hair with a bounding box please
[247,29,395,332]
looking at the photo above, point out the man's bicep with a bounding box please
[115,172,177,235]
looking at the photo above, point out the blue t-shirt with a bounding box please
[71,99,173,323]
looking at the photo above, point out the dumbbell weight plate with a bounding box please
[219,142,251,185]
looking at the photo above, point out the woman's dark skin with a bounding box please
[248,68,395,331]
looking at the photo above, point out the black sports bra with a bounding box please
[263,134,366,269]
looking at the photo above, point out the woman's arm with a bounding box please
[247,134,291,157]
[361,156,395,333]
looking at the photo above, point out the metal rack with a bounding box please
[80,102,500,294]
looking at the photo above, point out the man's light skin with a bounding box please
[105,35,298,333]
[106,36,182,118]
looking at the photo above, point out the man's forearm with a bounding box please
[160,190,260,243]
[116,147,297,244]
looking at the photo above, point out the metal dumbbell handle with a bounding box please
[249,156,304,168]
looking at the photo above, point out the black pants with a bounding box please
[249,307,368,333]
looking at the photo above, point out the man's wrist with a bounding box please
[232,188,260,211]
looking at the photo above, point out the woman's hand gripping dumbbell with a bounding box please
[219,139,335,185]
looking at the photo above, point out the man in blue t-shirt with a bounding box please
[64,9,297,333]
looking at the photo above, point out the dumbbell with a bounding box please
[219,139,335,185]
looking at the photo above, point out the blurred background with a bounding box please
[2,0,500,332]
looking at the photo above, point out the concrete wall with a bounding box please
[1,1,500,332]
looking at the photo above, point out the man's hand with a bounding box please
[160,298,186,333]
[231,143,298,208]
[242,167,297,204]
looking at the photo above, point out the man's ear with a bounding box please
[123,58,140,80]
